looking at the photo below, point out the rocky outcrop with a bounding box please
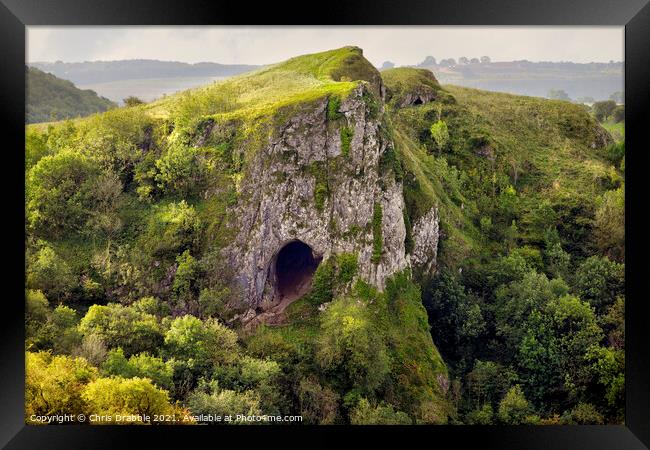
[223,84,410,313]
[409,207,440,276]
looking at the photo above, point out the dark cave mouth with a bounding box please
[275,240,321,302]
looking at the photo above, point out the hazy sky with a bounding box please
[27,26,624,66]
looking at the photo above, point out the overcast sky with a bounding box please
[27,26,624,66]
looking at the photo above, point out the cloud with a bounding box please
[26,26,624,65]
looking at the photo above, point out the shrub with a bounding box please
[297,377,340,424]
[79,303,164,357]
[26,244,76,301]
[315,297,390,392]
[349,398,411,425]
[164,315,239,368]
[327,95,342,121]
[340,127,353,157]
[155,144,206,197]
[26,351,98,420]
[143,201,202,258]
[497,385,537,424]
[187,379,261,421]
[102,348,174,391]
[82,376,173,421]
[429,120,449,152]
[26,151,99,238]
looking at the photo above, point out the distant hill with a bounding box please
[26,67,116,123]
[29,59,260,85]
[386,60,623,101]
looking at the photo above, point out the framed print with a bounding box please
[1,0,649,448]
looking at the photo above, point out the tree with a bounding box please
[26,351,98,421]
[593,100,617,122]
[79,303,164,356]
[612,105,624,123]
[315,297,389,393]
[297,377,340,424]
[419,56,436,66]
[82,376,174,422]
[517,295,602,403]
[497,385,538,424]
[102,348,174,390]
[424,271,485,363]
[429,120,450,153]
[144,201,202,258]
[155,144,207,197]
[164,315,239,369]
[480,56,491,64]
[187,379,261,421]
[609,91,623,104]
[459,56,469,65]
[470,58,480,64]
[349,398,411,425]
[543,227,571,280]
[26,151,99,238]
[593,187,625,262]
[548,89,570,101]
[573,256,624,313]
[466,360,517,411]
[123,96,145,107]
[26,244,76,302]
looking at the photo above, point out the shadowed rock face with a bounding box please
[275,240,321,302]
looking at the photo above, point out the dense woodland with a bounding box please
[26,67,116,124]
[25,48,624,425]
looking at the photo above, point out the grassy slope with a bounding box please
[382,68,618,269]
[26,67,116,124]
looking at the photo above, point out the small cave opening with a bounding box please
[413,97,424,105]
[275,240,321,302]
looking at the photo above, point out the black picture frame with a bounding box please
[2,0,649,448]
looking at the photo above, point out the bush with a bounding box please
[327,95,342,121]
[27,151,99,238]
[26,244,76,301]
[26,351,97,420]
[315,297,389,392]
[102,348,174,391]
[297,377,340,424]
[82,376,173,421]
[612,105,624,123]
[349,398,411,425]
[155,144,206,197]
[429,120,449,152]
[593,100,617,122]
[574,256,624,313]
[143,201,202,258]
[340,127,353,157]
[164,315,239,368]
[497,385,537,424]
[79,303,164,357]
[187,379,261,421]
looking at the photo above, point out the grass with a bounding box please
[601,120,625,142]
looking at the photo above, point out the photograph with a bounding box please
[21,24,630,428]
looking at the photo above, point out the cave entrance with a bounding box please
[413,97,424,105]
[275,240,321,302]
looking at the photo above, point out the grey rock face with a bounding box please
[409,207,440,276]
[223,84,413,313]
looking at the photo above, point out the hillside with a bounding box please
[25,47,624,425]
[408,60,623,101]
[30,59,260,85]
[26,67,116,123]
